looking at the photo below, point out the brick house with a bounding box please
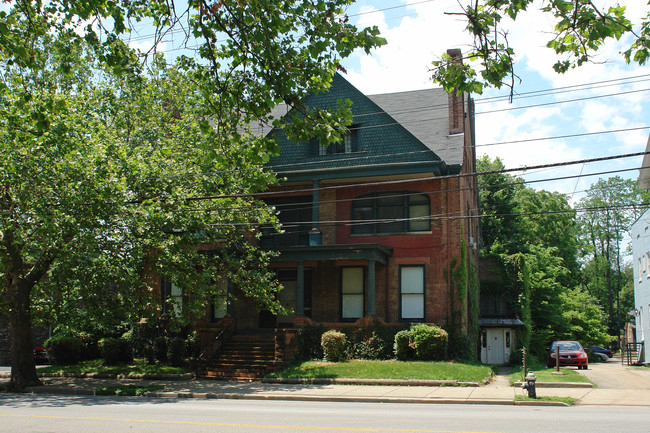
[190,57,480,377]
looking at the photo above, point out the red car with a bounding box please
[33,346,51,365]
[547,340,588,369]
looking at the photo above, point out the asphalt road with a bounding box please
[1,394,650,433]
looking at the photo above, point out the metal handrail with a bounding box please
[197,328,226,362]
[623,342,644,365]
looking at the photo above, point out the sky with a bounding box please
[337,0,650,204]
[105,0,650,204]
[5,1,646,204]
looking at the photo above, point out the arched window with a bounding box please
[351,192,430,235]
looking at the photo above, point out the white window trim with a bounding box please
[400,265,425,320]
[342,267,364,320]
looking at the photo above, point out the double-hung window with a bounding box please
[400,266,425,320]
[212,276,229,321]
[341,267,364,320]
[161,278,183,317]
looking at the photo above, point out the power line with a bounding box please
[179,161,649,224]
[345,0,438,18]
[477,88,650,115]
[145,150,649,204]
[474,74,650,104]
[205,201,650,231]
[476,126,650,149]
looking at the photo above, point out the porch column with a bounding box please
[296,260,305,316]
[367,260,376,316]
[312,180,320,229]
[309,180,322,245]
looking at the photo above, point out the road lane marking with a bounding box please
[0,413,500,433]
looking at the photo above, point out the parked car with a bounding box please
[547,340,589,369]
[588,350,609,362]
[33,346,51,365]
[587,345,613,359]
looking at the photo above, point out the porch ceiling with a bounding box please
[270,244,392,265]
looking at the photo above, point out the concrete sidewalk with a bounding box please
[3,365,649,407]
[0,374,617,407]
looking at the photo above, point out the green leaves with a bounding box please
[433,1,646,94]
[2,0,388,384]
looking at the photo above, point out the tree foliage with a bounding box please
[433,1,649,95]
[477,156,582,357]
[0,0,385,390]
[557,288,613,346]
[476,155,525,254]
[576,176,650,334]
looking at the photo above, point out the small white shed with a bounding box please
[479,318,525,365]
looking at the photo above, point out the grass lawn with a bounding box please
[515,395,578,405]
[38,359,191,376]
[268,360,495,382]
[509,365,592,385]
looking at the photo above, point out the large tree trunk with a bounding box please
[7,274,41,390]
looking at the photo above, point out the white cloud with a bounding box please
[343,0,472,94]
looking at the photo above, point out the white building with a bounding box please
[630,134,650,364]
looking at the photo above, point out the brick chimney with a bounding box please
[446,49,465,135]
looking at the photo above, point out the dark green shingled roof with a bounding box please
[262,74,463,181]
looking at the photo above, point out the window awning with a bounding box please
[478,318,526,328]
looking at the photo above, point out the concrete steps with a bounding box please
[200,333,277,381]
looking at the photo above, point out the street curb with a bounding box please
[144,391,517,405]
[26,386,96,396]
[18,385,572,407]
[514,400,571,407]
[513,381,593,388]
[0,371,193,380]
[36,372,194,380]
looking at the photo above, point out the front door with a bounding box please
[486,329,506,365]
[259,269,312,328]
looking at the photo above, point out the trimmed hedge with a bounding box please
[393,330,413,360]
[321,330,346,362]
[298,325,325,360]
[98,337,133,365]
[393,324,448,361]
[45,334,83,365]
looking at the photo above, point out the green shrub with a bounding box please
[45,334,83,365]
[321,330,346,362]
[342,323,399,360]
[143,344,156,365]
[298,325,325,360]
[121,328,143,358]
[78,332,100,361]
[98,337,132,365]
[98,337,121,365]
[185,331,201,359]
[167,337,186,367]
[447,333,474,361]
[353,332,386,360]
[393,330,413,360]
[409,323,448,360]
[153,336,167,362]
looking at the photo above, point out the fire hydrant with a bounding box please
[521,371,537,399]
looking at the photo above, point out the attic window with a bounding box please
[318,128,356,155]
